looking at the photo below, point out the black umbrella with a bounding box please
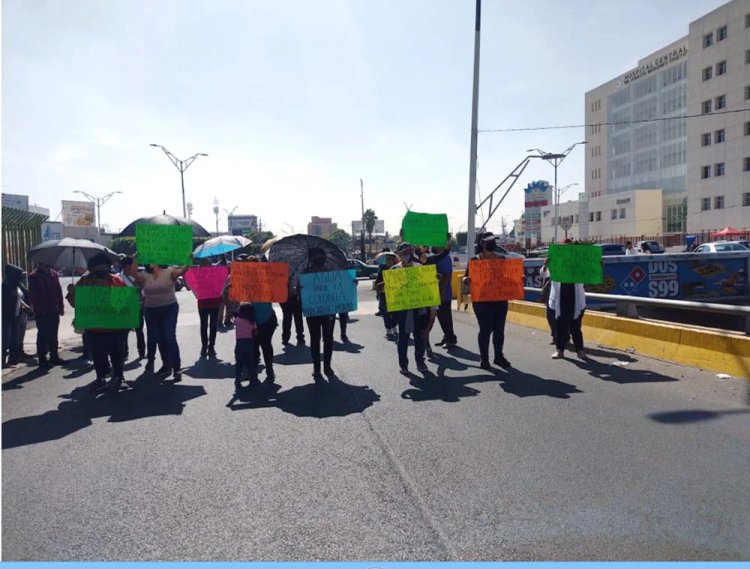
[268,234,349,286]
[118,211,210,238]
[27,238,120,269]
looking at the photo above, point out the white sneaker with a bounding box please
[551,350,564,359]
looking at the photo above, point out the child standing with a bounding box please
[234,302,258,390]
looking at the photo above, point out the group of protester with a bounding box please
[3,232,590,394]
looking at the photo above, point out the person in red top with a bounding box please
[27,261,65,369]
[71,253,127,393]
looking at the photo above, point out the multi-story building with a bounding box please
[686,0,750,232]
[307,216,337,238]
[228,214,258,236]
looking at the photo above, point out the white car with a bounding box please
[692,241,749,253]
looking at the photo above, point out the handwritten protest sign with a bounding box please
[74,286,140,329]
[136,224,193,266]
[299,269,357,317]
[184,266,229,300]
[547,244,603,284]
[400,211,449,247]
[228,262,289,303]
[383,264,440,312]
[469,258,524,301]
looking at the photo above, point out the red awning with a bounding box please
[712,226,747,237]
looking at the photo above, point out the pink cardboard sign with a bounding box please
[184,266,229,300]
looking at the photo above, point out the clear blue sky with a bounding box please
[2,0,727,237]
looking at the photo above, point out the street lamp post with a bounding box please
[213,198,220,237]
[527,141,586,243]
[73,190,122,242]
[150,144,208,218]
[224,206,238,234]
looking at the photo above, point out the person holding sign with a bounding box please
[193,259,223,359]
[299,247,337,382]
[72,253,128,393]
[390,242,430,375]
[463,232,512,371]
[118,256,146,361]
[128,257,189,383]
[425,239,457,349]
[549,240,588,360]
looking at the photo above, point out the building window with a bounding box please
[715,162,725,176]
[746,50,750,64]
[716,60,727,75]
[701,165,711,179]
[575,214,579,223]
[715,196,725,209]
[746,86,750,100]
[619,208,626,219]
[703,66,713,81]
[702,99,712,114]
[611,209,617,220]
[745,157,750,172]
[595,211,601,222]
[716,95,726,110]
[589,212,594,222]
[718,26,728,41]
[715,129,725,143]
[704,32,714,47]
[701,198,711,211]
[746,122,750,136]
[702,132,712,146]
[743,192,750,206]
[747,13,750,28]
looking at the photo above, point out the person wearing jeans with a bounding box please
[129,260,188,382]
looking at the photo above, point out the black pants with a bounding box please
[234,338,257,381]
[546,307,557,343]
[436,299,457,343]
[123,308,145,358]
[281,297,304,342]
[473,301,508,363]
[256,317,278,370]
[90,331,125,380]
[35,312,60,361]
[555,311,585,352]
[307,315,334,373]
[199,307,219,351]
[332,312,348,339]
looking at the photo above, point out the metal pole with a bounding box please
[466,0,481,257]
[180,165,187,218]
[96,198,102,242]
[553,160,559,243]
[360,179,366,260]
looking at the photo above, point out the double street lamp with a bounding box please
[150,144,208,218]
[73,190,122,240]
[527,141,586,243]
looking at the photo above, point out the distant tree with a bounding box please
[456,232,468,248]
[328,228,352,256]
[363,208,378,256]
[242,230,275,256]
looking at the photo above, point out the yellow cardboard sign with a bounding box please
[383,264,440,311]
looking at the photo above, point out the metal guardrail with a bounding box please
[524,287,750,335]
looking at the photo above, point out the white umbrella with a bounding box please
[193,235,252,259]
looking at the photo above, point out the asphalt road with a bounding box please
[3,285,749,561]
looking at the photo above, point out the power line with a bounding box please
[478,107,750,133]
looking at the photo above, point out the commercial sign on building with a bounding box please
[62,200,96,227]
[523,181,550,241]
[2,193,29,211]
[352,219,385,235]
[228,215,258,235]
[622,45,688,86]
[41,221,63,241]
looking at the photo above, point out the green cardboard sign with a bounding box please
[74,286,141,329]
[547,244,603,284]
[136,224,193,266]
[401,211,449,247]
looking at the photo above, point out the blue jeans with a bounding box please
[145,302,180,369]
[396,310,428,369]
[473,301,508,363]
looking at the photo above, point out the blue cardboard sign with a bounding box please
[300,269,358,317]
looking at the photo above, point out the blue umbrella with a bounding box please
[193,236,252,259]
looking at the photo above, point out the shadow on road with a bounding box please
[2,373,207,450]
[2,366,49,391]
[333,340,365,354]
[273,344,313,366]
[401,374,483,402]
[226,373,380,419]
[648,408,750,424]
[568,357,679,384]
[442,345,482,363]
[498,369,583,399]
[183,358,235,380]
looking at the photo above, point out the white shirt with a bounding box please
[625,247,638,256]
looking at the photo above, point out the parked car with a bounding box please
[528,247,549,258]
[348,259,379,279]
[635,240,665,254]
[692,241,750,253]
[596,243,626,256]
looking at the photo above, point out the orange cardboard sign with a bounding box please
[468,258,524,301]
[228,262,289,303]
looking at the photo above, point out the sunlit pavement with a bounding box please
[3,286,749,560]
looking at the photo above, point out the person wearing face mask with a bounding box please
[390,242,430,375]
[128,256,189,382]
[72,253,128,392]
[462,232,512,370]
[28,261,65,369]
[425,236,458,349]
[299,247,336,382]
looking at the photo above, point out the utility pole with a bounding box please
[466,0,481,256]
[213,197,220,236]
[360,179,366,261]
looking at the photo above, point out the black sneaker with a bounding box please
[89,378,107,393]
[111,376,126,390]
[208,348,217,359]
[172,369,182,383]
[479,360,492,371]
[38,358,51,370]
[494,356,511,369]
[200,346,208,358]
[417,362,429,373]
[435,339,446,347]
[323,366,334,377]
[249,377,261,388]
[49,356,65,366]
[312,370,324,383]
[340,335,349,344]
[145,360,154,373]
[155,365,171,377]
